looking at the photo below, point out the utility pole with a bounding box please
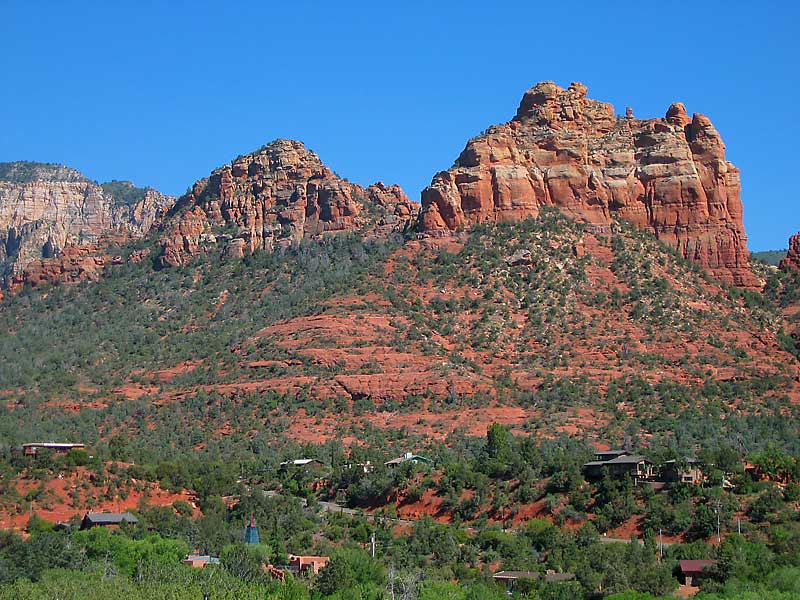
[715,499,721,544]
[737,517,741,535]
[659,529,663,561]
[371,532,376,558]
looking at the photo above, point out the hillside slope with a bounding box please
[1,209,797,459]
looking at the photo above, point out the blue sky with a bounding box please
[2,1,798,250]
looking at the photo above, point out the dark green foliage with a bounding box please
[100,180,151,206]
[751,250,788,266]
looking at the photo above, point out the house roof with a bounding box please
[493,571,539,581]
[679,560,717,574]
[606,455,652,465]
[23,442,85,449]
[84,512,138,524]
[280,459,324,467]
[385,454,432,466]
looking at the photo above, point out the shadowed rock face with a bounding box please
[418,81,759,289]
[156,140,417,268]
[0,162,174,287]
[780,233,800,271]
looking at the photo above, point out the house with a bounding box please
[22,442,86,457]
[183,554,220,568]
[583,453,654,480]
[80,512,138,529]
[288,554,329,575]
[385,452,433,468]
[493,570,575,593]
[279,459,326,473]
[661,459,705,484]
[265,554,330,581]
[593,450,630,462]
[679,560,717,586]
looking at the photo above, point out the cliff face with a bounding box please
[0,162,174,286]
[779,233,800,271]
[418,81,759,288]
[157,140,417,268]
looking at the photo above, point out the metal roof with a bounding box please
[84,512,138,524]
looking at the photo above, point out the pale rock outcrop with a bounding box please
[0,162,174,287]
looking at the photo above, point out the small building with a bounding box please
[22,442,86,457]
[265,554,330,581]
[593,450,630,462]
[288,554,329,575]
[244,514,260,545]
[493,570,575,593]
[183,554,220,568]
[583,454,654,480]
[80,512,138,529]
[679,560,717,586]
[279,458,326,473]
[661,459,705,484]
[385,452,433,468]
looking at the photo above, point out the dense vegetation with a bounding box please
[0,423,799,598]
[0,209,798,597]
[751,250,787,267]
[0,161,86,184]
[100,180,152,206]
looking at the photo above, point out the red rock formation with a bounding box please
[157,140,417,268]
[779,233,800,271]
[10,245,118,290]
[418,81,759,288]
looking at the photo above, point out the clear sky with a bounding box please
[2,1,798,250]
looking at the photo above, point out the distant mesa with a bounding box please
[0,161,174,290]
[156,139,418,268]
[418,81,760,289]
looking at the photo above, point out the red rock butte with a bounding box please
[157,140,417,268]
[419,81,759,289]
[779,233,800,271]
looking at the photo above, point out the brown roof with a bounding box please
[679,560,717,574]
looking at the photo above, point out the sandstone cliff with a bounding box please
[157,140,417,268]
[0,162,174,286]
[779,233,800,271]
[418,81,759,288]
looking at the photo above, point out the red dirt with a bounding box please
[0,466,198,533]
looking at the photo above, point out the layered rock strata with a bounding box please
[156,140,417,268]
[418,81,759,288]
[0,162,174,286]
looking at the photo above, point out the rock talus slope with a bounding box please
[419,81,759,288]
[157,140,417,267]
